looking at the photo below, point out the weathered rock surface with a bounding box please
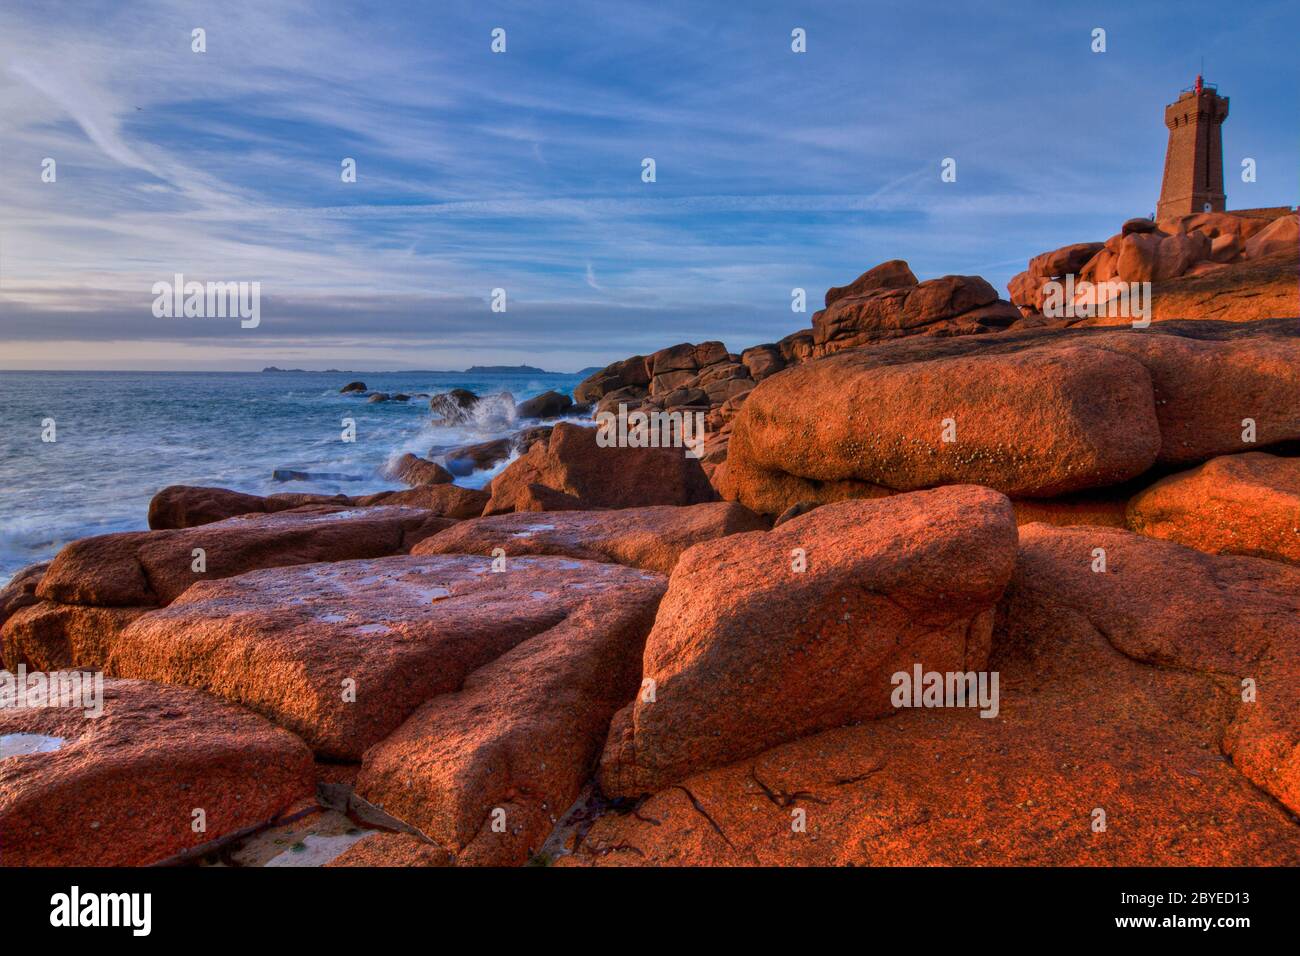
[149,486,271,530]
[385,453,454,487]
[1243,212,1298,260]
[1001,524,1300,814]
[812,272,1018,353]
[721,320,1300,515]
[37,506,452,608]
[413,502,769,576]
[1127,452,1300,564]
[356,566,665,865]
[574,355,650,405]
[598,486,1018,796]
[439,427,553,477]
[0,562,48,632]
[110,554,666,760]
[566,581,1300,864]
[1010,211,1297,324]
[148,485,353,529]
[325,832,453,867]
[353,484,489,518]
[440,438,513,476]
[0,677,313,866]
[564,523,1300,865]
[724,342,1160,508]
[2,602,148,671]
[485,422,716,515]
[515,390,573,419]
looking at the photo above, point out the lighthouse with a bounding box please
[1156,75,1229,219]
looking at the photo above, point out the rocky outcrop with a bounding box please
[110,554,666,761]
[428,388,480,423]
[326,832,453,867]
[340,381,366,393]
[351,484,489,518]
[438,427,552,477]
[412,502,769,576]
[1009,211,1297,322]
[0,562,48,633]
[515,390,573,419]
[0,677,313,866]
[429,389,515,427]
[1002,524,1300,814]
[36,506,451,609]
[562,523,1300,866]
[598,486,1018,796]
[1127,452,1300,564]
[356,566,664,865]
[385,453,454,487]
[720,320,1300,515]
[2,507,455,671]
[147,485,350,530]
[484,422,716,515]
[149,486,272,530]
[813,269,1020,353]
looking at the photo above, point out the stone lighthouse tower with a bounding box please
[1157,75,1229,219]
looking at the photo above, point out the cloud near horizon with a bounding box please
[0,0,1295,370]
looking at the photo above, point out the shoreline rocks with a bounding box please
[0,677,314,867]
[109,554,666,762]
[484,422,716,515]
[598,486,1018,796]
[1127,452,1300,564]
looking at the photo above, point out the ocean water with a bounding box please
[0,370,585,585]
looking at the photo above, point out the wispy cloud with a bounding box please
[0,0,1296,369]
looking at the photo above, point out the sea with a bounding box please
[0,369,587,585]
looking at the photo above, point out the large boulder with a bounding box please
[1000,524,1300,815]
[352,484,489,518]
[412,502,769,576]
[724,342,1160,509]
[36,506,451,608]
[440,437,514,476]
[428,388,480,423]
[0,677,313,866]
[385,453,454,487]
[429,389,514,427]
[110,554,666,761]
[148,486,270,530]
[598,486,1018,796]
[721,320,1300,515]
[812,270,1007,352]
[356,566,665,865]
[564,528,1300,865]
[0,562,48,633]
[1028,241,1105,279]
[1087,326,1300,464]
[739,344,785,382]
[574,355,650,404]
[1127,452,1300,564]
[2,602,148,671]
[1243,213,1298,260]
[484,422,716,515]
[515,390,573,420]
[823,259,917,307]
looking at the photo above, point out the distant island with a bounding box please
[262,364,594,375]
[463,365,547,374]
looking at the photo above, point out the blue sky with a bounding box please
[0,0,1295,370]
